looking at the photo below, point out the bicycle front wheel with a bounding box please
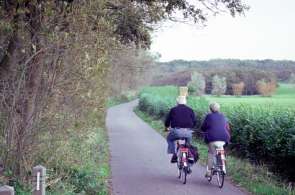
[207,175,212,182]
[216,171,224,188]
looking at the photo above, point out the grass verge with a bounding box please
[45,127,110,195]
[134,108,295,195]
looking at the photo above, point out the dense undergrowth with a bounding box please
[1,114,110,195]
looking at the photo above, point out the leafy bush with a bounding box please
[138,93,174,119]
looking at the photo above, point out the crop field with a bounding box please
[141,84,295,109]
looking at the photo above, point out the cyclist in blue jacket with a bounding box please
[201,102,230,178]
[165,96,197,163]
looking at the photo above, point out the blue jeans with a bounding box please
[167,128,193,154]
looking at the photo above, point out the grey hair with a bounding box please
[209,102,220,112]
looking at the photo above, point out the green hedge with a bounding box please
[138,86,295,181]
[225,105,295,178]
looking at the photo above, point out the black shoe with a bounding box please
[170,154,177,163]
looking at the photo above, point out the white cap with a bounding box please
[177,96,187,105]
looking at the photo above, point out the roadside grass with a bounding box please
[134,108,294,195]
[46,127,110,195]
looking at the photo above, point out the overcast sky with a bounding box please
[150,0,295,62]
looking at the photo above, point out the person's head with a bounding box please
[209,102,220,113]
[176,96,187,105]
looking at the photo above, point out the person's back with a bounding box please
[165,104,196,129]
[165,96,196,163]
[201,102,230,178]
[201,112,229,143]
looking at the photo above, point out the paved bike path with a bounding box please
[107,100,247,195]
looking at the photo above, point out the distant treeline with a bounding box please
[152,59,295,95]
[159,59,295,81]
[156,59,295,80]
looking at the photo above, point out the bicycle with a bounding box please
[176,138,193,184]
[206,147,226,188]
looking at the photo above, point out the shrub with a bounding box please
[138,92,174,119]
[211,75,227,96]
[232,82,245,96]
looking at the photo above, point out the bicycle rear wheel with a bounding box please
[181,167,187,184]
[216,171,224,188]
[216,153,225,188]
[177,155,182,179]
[178,167,181,179]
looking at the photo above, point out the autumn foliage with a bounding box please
[256,79,277,96]
[232,82,245,96]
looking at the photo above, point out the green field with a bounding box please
[142,83,295,108]
[205,83,295,108]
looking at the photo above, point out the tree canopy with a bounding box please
[0,0,248,50]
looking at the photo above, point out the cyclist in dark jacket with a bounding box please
[165,96,197,163]
[201,102,230,177]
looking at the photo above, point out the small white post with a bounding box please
[33,165,46,195]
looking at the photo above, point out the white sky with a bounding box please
[150,0,295,62]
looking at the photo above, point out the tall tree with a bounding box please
[187,71,206,96]
[211,75,227,96]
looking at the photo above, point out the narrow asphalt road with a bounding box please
[107,100,247,195]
